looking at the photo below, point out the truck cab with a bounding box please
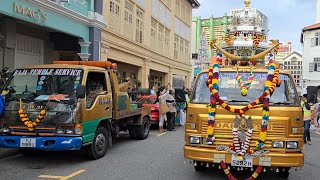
[184,65,304,178]
[0,61,151,159]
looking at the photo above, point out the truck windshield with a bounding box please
[192,72,298,105]
[3,68,83,101]
[0,68,84,128]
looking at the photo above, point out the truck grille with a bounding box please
[200,117,287,149]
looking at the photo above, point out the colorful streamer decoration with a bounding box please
[236,70,255,96]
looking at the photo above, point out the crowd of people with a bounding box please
[156,83,190,133]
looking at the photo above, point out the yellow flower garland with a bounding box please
[18,99,48,131]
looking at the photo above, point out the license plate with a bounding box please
[231,155,253,167]
[20,138,36,147]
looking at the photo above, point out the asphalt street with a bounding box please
[0,127,319,180]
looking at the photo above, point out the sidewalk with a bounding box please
[0,148,18,159]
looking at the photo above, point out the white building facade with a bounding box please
[282,51,303,95]
[301,24,320,88]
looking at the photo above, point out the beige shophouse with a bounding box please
[101,0,200,90]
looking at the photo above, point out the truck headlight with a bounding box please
[189,136,200,144]
[56,128,65,134]
[65,129,74,134]
[273,141,284,148]
[0,128,9,134]
[286,141,298,149]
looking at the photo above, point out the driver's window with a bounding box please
[85,72,107,109]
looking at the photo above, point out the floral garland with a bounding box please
[206,54,222,142]
[236,71,254,96]
[206,54,281,148]
[256,54,281,148]
[18,98,48,131]
[232,128,253,159]
[221,160,263,180]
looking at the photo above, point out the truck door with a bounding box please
[82,71,113,122]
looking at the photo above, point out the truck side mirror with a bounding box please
[76,85,86,99]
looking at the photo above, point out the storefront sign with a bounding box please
[14,2,48,22]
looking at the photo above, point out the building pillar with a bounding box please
[138,59,150,88]
[165,67,173,86]
[89,28,101,61]
[78,40,91,61]
[195,17,201,52]
[209,17,214,57]
[223,13,228,34]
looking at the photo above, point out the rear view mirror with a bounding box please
[76,85,86,99]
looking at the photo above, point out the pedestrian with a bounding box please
[312,97,320,128]
[130,85,138,101]
[166,89,176,131]
[158,84,170,132]
[150,86,156,96]
[301,94,312,145]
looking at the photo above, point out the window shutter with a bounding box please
[311,38,315,47]
[309,63,314,72]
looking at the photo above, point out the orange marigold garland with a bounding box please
[18,98,48,131]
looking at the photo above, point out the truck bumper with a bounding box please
[0,136,82,151]
[184,146,304,167]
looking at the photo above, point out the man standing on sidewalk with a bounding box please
[301,94,312,145]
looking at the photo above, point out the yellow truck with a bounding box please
[184,43,304,178]
[0,61,151,159]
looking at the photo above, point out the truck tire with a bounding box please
[276,167,290,178]
[86,126,109,160]
[135,117,150,140]
[128,126,136,139]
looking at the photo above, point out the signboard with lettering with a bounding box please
[13,68,83,76]
[14,2,48,22]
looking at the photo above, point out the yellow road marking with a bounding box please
[39,169,86,180]
[61,169,86,180]
[157,132,167,137]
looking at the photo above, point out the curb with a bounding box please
[0,149,19,159]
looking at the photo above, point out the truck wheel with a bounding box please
[276,168,290,178]
[194,161,206,172]
[128,126,136,139]
[86,126,109,160]
[135,117,150,140]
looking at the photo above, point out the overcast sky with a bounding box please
[192,0,316,53]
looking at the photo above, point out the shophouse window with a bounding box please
[180,37,184,60]
[135,8,144,43]
[158,24,164,54]
[110,0,120,17]
[151,18,158,51]
[311,32,320,47]
[124,0,133,39]
[109,0,121,32]
[174,35,179,59]
[185,40,189,60]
